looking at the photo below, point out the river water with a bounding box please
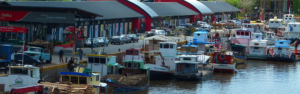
[130,60,300,94]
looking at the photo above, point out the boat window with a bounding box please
[245,32,249,36]
[241,32,245,36]
[100,58,106,64]
[71,76,79,84]
[289,18,291,20]
[278,48,282,50]
[11,68,28,75]
[127,63,132,69]
[220,55,225,59]
[295,25,296,27]
[185,64,189,68]
[79,77,87,84]
[254,47,259,49]
[280,42,283,44]
[96,76,100,81]
[186,48,190,51]
[160,44,163,48]
[126,50,131,55]
[236,31,240,35]
[183,57,191,60]
[61,76,69,82]
[133,63,138,69]
[197,34,200,36]
[255,43,259,45]
[164,44,169,48]
[94,57,100,63]
[270,21,273,23]
[285,18,287,20]
[170,44,173,49]
[88,57,94,63]
[275,22,278,23]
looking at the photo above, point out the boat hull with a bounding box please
[150,70,174,80]
[211,63,236,73]
[174,71,213,80]
[235,56,246,64]
[103,83,150,93]
[246,54,268,59]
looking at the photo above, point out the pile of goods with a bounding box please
[29,39,54,54]
[101,74,148,86]
[36,82,94,94]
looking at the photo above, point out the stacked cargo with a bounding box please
[29,39,54,54]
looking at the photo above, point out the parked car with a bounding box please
[24,45,52,63]
[120,35,131,43]
[128,34,139,42]
[146,31,156,37]
[155,30,167,36]
[13,53,41,66]
[84,38,99,47]
[229,20,242,27]
[96,37,109,46]
[242,19,250,24]
[111,36,124,45]
[198,22,212,32]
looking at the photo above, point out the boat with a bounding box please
[230,44,247,64]
[264,31,276,45]
[143,42,177,80]
[210,51,236,73]
[283,14,295,26]
[174,54,213,80]
[235,29,254,54]
[284,22,300,41]
[0,65,41,92]
[267,39,297,62]
[246,33,269,59]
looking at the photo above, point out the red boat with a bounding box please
[210,51,236,73]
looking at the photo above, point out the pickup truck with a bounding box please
[0,42,14,69]
[23,44,52,63]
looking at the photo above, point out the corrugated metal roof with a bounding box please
[184,0,213,14]
[200,1,240,13]
[143,2,198,17]
[4,1,144,20]
[127,0,159,18]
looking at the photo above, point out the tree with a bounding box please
[239,0,255,14]
[225,0,240,8]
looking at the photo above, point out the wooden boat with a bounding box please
[230,44,247,64]
[246,33,270,59]
[174,54,213,80]
[210,51,236,73]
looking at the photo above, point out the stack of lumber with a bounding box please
[101,75,125,82]
[35,82,95,94]
[119,74,148,86]
[29,39,54,54]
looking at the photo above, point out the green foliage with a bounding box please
[225,0,240,8]
[294,0,300,14]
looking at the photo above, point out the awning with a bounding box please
[184,0,213,14]
[143,2,199,17]
[200,1,240,13]
[126,0,159,18]
[144,35,168,41]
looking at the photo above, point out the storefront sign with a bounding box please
[0,26,27,33]
[0,10,75,23]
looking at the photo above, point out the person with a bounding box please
[38,77,43,83]
[78,48,83,60]
[67,58,74,72]
[59,49,64,63]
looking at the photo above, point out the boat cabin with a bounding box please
[268,17,283,28]
[143,35,168,52]
[0,65,40,92]
[253,33,263,40]
[124,49,144,61]
[242,23,256,32]
[211,51,234,64]
[159,42,177,57]
[59,72,106,94]
[249,40,269,55]
[235,30,253,39]
[175,55,201,74]
[269,40,293,58]
[192,31,209,44]
[181,42,198,53]
[121,60,149,76]
[86,54,116,78]
[284,22,300,39]
[283,14,294,24]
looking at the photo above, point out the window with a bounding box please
[254,47,259,49]
[186,48,190,51]
[289,18,291,20]
[183,58,191,60]
[133,63,138,69]
[270,21,273,23]
[276,22,278,23]
[164,44,169,48]
[71,76,79,84]
[96,76,100,81]
[94,57,100,63]
[278,48,282,50]
[245,32,249,36]
[100,58,106,64]
[61,76,69,82]
[185,64,189,68]
[160,44,163,48]
[127,63,132,68]
[170,44,173,49]
[220,55,225,59]
[88,57,94,63]
[11,69,28,75]
[79,77,87,84]
[254,43,259,45]
[134,51,139,55]
[241,32,245,36]
[285,18,287,20]
[126,50,132,55]
[279,42,283,44]
[197,34,200,36]
[153,41,158,44]
[237,31,240,35]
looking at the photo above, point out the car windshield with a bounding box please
[86,39,91,42]
[112,36,120,38]
[156,30,165,33]
[28,48,41,52]
[98,38,104,41]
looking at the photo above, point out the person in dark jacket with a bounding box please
[59,49,64,63]
[67,58,74,72]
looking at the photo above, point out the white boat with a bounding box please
[283,14,295,25]
[210,51,236,73]
[268,17,283,29]
[246,33,269,59]
[284,22,300,41]
[0,65,40,92]
[264,32,276,45]
[235,29,254,54]
[268,39,296,61]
